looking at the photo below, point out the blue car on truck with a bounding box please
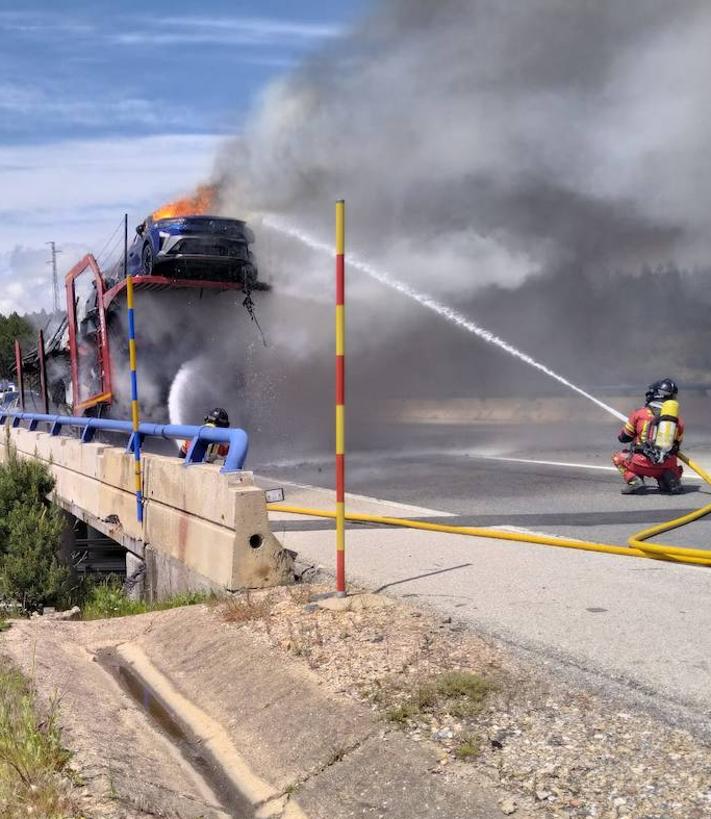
[125,214,258,285]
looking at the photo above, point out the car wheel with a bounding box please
[142,243,154,275]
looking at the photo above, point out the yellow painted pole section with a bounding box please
[335,405,345,455]
[335,306,345,355]
[336,202,345,256]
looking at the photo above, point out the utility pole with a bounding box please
[46,241,62,313]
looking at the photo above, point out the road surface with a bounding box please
[255,420,711,735]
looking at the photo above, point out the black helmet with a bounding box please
[645,378,678,404]
[205,407,229,428]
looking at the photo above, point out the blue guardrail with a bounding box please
[0,411,248,474]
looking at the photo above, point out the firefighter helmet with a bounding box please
[645,378,678,404]
[205,407,229,428]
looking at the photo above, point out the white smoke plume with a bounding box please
[217,0,711,281]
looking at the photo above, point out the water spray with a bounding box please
[263,216,627,424]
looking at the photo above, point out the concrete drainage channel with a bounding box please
[97,649,253,818]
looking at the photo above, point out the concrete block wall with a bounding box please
[0,426,293,595]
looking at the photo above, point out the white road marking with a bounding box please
[482,455,614,471]
[480,454,703,480]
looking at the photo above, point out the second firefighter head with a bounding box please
[205,407,230,428]
[645,378,678,407]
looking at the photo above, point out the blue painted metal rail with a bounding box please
[0,411,249,474]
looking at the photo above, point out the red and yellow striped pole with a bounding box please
[335,199,346,596]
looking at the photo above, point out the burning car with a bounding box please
[125,215,258,286]
[18,186,267,416]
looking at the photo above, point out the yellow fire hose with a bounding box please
[269,451,711,568]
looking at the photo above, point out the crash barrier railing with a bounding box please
[0,410,248,473]
[269,451,711,568]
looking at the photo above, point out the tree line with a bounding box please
[0,313,34,382]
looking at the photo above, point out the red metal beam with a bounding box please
[14,340,25,410]
[103,276,243,310]
[65,254,113,414]
[38,329,49,414]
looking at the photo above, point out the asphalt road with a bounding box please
[255,421,711,734]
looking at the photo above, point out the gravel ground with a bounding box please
[220,584,711,819]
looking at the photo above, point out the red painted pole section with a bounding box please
[335,200,346,595]
[14,340,25,410]
[38,330,49,414]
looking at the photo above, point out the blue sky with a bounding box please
[0,0,368,312]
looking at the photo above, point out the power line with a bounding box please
[95,233,124,269]
[93,218,125,267]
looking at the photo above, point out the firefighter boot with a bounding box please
[657,471,683,495]
[621,477,645,495]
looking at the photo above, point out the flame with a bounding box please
[151,184,216,221]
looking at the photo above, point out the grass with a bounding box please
[386,670,496,724]
[0,620,9,633]
[454,735,481,761]
[221,591,275,624]
[0,660,80,817]
[82,581,214,620]
[386,702,420,724]
[435,670,493,700]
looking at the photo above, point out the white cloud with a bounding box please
[0,10,92,36]
[113,15,341,47]
[0,132,225,313]
[0,82,40,112]
[0,81,197,128]
[0,244,86,315]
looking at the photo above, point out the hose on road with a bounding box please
[268,450,711,568]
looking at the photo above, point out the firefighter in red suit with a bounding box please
[180,407,230,462]
[612,379,683,495]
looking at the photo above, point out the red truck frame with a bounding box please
[65,254,244,414]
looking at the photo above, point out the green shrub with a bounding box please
[0,442,69,612]
[0,446,56,559]
[0,505,68,612]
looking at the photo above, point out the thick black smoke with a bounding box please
[176,0,711,458]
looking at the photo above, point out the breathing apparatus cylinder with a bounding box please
[654,399,680,456]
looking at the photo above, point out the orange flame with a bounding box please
[151,184,217,221]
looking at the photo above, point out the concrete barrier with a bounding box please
[0,425,293,597]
